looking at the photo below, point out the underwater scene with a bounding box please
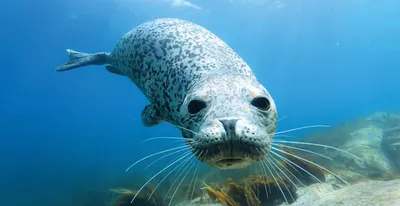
[1,0,400,206]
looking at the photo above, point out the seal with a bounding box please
[56,18,278,170]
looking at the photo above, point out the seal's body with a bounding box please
[56,18,278,170]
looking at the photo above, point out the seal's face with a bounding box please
[179,74,277,170]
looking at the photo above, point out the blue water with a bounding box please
[0,0,399,205]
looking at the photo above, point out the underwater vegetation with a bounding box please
[201,148,326,206]
[107,147,326,206]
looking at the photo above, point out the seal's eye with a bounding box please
[188,99,207,114]
[251,97,270,111]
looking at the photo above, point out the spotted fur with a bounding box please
[56,18,278,170]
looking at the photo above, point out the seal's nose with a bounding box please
[220,119,238,138]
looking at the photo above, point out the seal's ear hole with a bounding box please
[251,97,270,111]
[188,99,207,114]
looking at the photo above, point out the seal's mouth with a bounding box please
[215,158,245,165]
[211,156,255,170]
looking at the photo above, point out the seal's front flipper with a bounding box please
[106,66,125,76]
[142,104,164,127]
[56,49,111,72]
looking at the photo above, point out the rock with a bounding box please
[294,112,400,183]
[382,126,400,172]
[285,179,400,206]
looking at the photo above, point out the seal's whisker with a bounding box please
[261,159,289,204]
[255,148,270,198]
[273,134,296,138]
[171,139,195,144]
[144,147,190,170]
[271,147,350,185]
[125,144,189,172]
[269,149,304,177]
[190,160,201,201]
[273,125,331,135]
[187,150,203,201]
[269,149,323,184]
[266,153,300,190]
[175,125,198,135]
[169,160,197,206]
[147,151,194,200]
[130,151,192,203]
[162,151,197,205]
[272,140,362,161]
[257,160,271,197]
[265,158,295,202]
[272,143,334,161]
[268,153,305,187]
[141,136,195,144]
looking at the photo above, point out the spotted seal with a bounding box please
[56,18,277,170]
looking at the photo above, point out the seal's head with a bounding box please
[179,73,277,170]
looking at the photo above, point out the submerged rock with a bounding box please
[294,112,400,183]
[382,126,400,172]
[284,179,400,206]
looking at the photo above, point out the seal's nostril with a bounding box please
[219,119,238,138]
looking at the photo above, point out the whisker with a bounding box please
[171,139,192,144]
[261,159,288,204]
[175,125,198,135]
[272,140,362,161]
[162,152,196,205]
[147,151,194,200]
[265,158,295,202]
[271,147,350,185]
[269,150,323,184]
[255,148,269,198]
[190,162,201,201]
[269,148,304,177]
[266,156,299,190]
[274,125,331,135]
[141,136,194,144]
[186,151,203,201]
[144,147,189,170]
[273,134,296,138]
[272,143,334,161]
[125,144,189,172]
[169,161,196,206]
[130,151,192,203]
[268,154,305,187]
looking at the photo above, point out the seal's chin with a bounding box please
[213,157,255,170]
